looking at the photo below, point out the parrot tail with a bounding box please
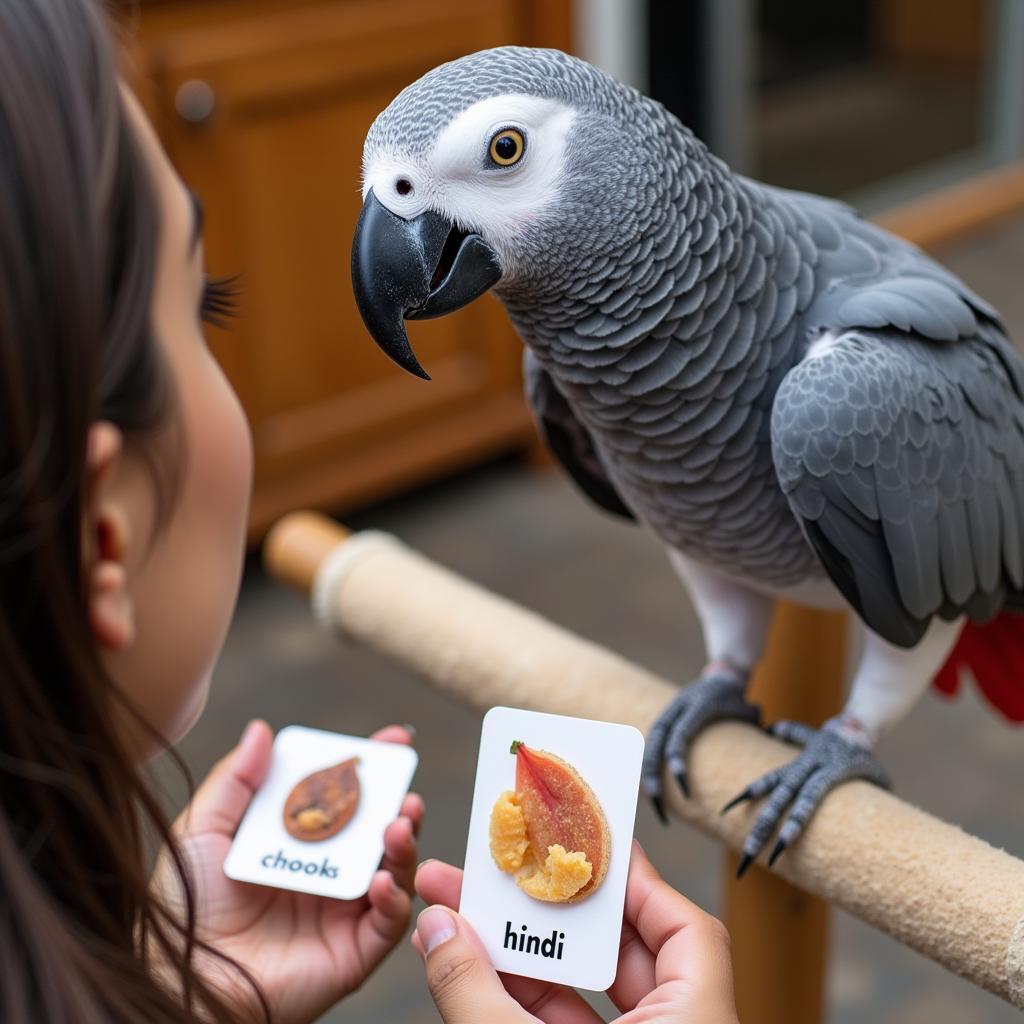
[932,612,1024,723]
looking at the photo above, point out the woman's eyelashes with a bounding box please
[199,274,241,329]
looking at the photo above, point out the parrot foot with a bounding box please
[724,718,891,877]
[642,673,761,823]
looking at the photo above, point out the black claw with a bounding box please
[735,852,754,879]
[720,789,751,815]
[767,838,787,868]
[673,769,690,798]
[650,794,669,826]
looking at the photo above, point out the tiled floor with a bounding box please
[168,218,1024,1023]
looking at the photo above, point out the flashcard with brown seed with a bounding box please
[224,726,417,900]
[459,707,644,991]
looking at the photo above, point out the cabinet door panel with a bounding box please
[123,0,570,533]
[143,0,526,484]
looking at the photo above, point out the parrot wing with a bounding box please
[523,350,636,521]
[756,177,1003,338]
[770,321,1024,649]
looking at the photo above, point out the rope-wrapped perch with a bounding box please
[265,511,1024,1009]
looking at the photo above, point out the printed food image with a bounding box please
[283,757,360,842]
[489,741,610,903]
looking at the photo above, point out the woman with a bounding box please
[0,3,419,1021]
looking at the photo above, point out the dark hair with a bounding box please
[0,3,259,1021]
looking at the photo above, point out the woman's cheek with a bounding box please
[197,346,253,545]
[181,344,253,674]
[119,337,253,757]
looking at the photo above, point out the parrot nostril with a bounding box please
[395,178,413,196]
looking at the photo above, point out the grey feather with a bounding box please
[772,327,1024,644]
[522,351,635,522]
[369,47,1024,636]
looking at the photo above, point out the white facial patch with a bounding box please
[362,94,575,264]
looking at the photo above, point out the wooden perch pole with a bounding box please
[724,605,847,1024]
[264,512,1024,1011]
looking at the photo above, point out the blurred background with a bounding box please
[124,0,1024,1021]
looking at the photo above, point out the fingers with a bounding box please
[400,792,425,836]
[413,929,599,1024]
[354,869,413,977]
[178,723,411,843]
[606,919,656,1014]
[377,731,423,893]
[382,814,419,895]
[381,791,424,895]
[416,907,529,1024]
[413,866,600,1024]
[493,975,603,1024]
[370,724,415,746]
[417,849,729,1018]
[623,842,735,1003]
[176,719,273,838]
[415,859,463,910]
[606,843,661,1011]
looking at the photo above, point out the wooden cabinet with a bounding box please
[120,0,571,538]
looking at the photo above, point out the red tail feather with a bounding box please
[933,612,1024,723]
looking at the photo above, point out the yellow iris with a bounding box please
[489,128,525,166]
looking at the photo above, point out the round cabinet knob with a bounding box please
[175,79,216,124]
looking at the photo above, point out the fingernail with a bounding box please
[417,906,457,955]
[402,723,417,739]
[417,858,437,872]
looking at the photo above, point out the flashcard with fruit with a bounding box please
[224,725,418,900]
[459,707,644,990]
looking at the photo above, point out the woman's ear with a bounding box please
[83,422,135,651]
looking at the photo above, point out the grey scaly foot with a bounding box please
[723,717,891,877]
[642,672,761,823]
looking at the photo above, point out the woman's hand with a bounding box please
[413,842,738,1024]
[152,719,423,1024]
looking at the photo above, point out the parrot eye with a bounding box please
[489,128,525,167]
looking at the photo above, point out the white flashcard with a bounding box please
[224,726,417,900]
[459,707,644,991]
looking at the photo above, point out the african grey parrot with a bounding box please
[350,46,1024,874]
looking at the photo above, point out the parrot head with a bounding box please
[351,46,677,379]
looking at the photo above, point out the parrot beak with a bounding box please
[350,189,502,381]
